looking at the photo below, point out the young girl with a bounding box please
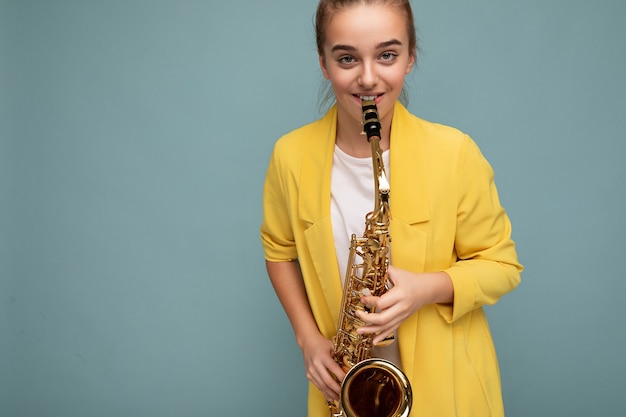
[260,1,522,416]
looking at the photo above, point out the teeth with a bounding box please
[360,95,376,101]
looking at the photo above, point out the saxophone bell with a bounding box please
[341,359,412,417]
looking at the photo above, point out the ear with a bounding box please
[405,54,416,74]
[319,54,331,80]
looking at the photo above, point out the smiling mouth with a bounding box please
[354,94,383,102]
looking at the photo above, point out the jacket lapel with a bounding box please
[389,104,431,273]
[299,107,344,324]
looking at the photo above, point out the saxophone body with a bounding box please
[328,99,412,417]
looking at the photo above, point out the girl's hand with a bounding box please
[355,266,453,345]
[300,332,346,402]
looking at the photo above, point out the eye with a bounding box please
[338,55,356,65]
[380,52,398,62]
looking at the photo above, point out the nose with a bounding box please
[358,61,378,89]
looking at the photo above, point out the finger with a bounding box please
[323,358,345,388]
[362,289,398,311]
[354,315,387,335]
[319,380,340,401]
[360,295,379,308]
[309,368,340,401]
[386,265,399,282]
[320,367,343,400]
[356,306,391,325]
[373,331,396,346]
[356,310,402,338]
[354,319,396,345]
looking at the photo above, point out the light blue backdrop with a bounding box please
[2,1,625,416]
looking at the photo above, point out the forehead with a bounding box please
[323,4,408,50]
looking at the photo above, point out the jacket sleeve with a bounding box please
[438,136,522,323]
[260,145,298,262]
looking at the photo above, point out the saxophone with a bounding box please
[328,99,412,417]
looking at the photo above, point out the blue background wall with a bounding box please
[1,1,625,416]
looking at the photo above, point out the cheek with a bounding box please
[328,72,354,92]
[385,70,408,89]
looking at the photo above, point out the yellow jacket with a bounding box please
[261,102,522,416]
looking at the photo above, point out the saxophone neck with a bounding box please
[361,98,390,205]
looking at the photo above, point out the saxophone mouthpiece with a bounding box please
[361,98,381,142]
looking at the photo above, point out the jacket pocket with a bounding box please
[389,219,428,272]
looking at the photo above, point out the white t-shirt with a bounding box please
[330,144,401,367]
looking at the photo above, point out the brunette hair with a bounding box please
[314,0,419,110]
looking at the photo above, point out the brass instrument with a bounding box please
[328,99,412,417]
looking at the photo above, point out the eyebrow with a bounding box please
[331,39,403,53]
